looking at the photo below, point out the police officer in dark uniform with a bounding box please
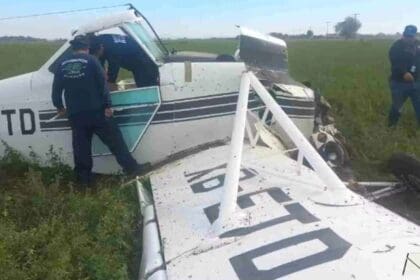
[388,25,420,127]
[89,34,158,90]
[52,35,142,185]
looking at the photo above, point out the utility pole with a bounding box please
[353,13,360,39]
[326,21,331,39]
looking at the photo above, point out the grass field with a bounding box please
[0,145,142,279]
[0,38,418,279]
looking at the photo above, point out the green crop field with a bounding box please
[0,38,418,279]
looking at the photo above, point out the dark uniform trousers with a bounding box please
[130,57,159,88]
[389,80,420,126]
[69,110,138,183]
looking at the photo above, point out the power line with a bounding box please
[0,3,170,55]
[0,4,130,21]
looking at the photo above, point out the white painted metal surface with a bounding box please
[151,145,420,279]
[76,10,138,35]
[240,27,287,47]
[136,181,167,280]
[217,74,251,229]
[350,182,400,188]
[136,179,153,215]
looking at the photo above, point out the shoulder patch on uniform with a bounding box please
[112,35,127,44]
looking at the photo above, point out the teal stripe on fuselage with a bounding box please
[110,87,160,106]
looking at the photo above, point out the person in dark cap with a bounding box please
[89,34,158,91]
[388,25,420,127]
[52,34,143,186]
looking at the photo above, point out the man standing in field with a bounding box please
[52,35,142,186]
[388,25,420,127]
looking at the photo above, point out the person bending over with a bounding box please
[89,34,158,91]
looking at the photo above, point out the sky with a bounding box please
[0,0,418,39]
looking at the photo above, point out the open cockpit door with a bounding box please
[93,86,161,156]
[121,20,167,65]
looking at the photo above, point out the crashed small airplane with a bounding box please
[0,7,316,173]
[1,5,420,280]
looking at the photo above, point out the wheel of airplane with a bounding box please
[321,141,347,167]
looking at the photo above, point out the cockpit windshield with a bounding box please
[123,20,167,63]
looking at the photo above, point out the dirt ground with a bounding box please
[376,190,420,225]
[351,182,420,225]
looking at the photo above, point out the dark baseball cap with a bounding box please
[88,35,102,53]
[69,35,89,49]
[403,25,418,37]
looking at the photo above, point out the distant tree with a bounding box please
[306,30,314,39]
[335,17,362,39]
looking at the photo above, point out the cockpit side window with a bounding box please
[46,24,160,88]
[47,28,125,74]
[123,22,166,63]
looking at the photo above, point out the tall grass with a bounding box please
[0,43,61,80]
[0,144,141,279]
[287,40,418,179]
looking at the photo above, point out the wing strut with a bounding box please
[214,72,349,233]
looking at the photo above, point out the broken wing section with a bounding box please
[238,27,315,142]
[238,27,288,73]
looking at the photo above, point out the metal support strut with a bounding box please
[214,72,348,233]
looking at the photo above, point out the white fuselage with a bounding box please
[0,11,315,174]
[0,60,314,173]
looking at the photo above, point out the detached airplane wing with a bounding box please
[137,70,420,280]
[149,144,420,280]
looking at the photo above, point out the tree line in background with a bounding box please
[335,16,362,39]
[0,16,403,43]
[0,36,65,44]
[271,15,400,40]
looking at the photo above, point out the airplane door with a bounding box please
[92,86,161,156]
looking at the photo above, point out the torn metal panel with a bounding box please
[238,27,310,91]
[239,27,288,73]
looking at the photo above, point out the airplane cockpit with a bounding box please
[38,9,166,156]
[47,9,166,92]
[1,5,314,172]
